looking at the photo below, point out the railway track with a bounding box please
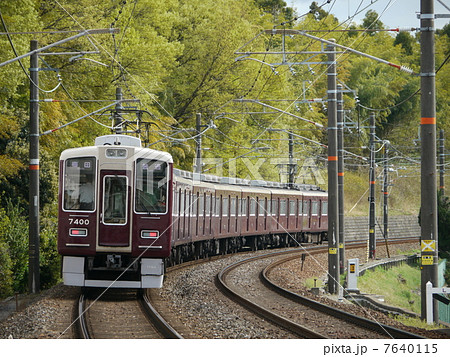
[217,240,425,339]
[76,288,182,339]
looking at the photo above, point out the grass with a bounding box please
[357,263,422,314]
[304,277,324,289]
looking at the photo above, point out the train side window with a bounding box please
[205,194,211,216]
[199,193,204,217]
[242,198,247,216]
[189,192,194,217]
[280,199,287,216]
[222,196,229,217]
[173,189,178,216]
[250,197,256,216]
[63,157,96,211]
[298,200,303,216]
[238,198,242,216]
[230,197,237,217]
[216,197,221,216]
[180,190,185,215]
[289,199,296,216]
[321,201,328,215]
[303,200,309,215]
[194,193,198,217]
[272,199,278,216]
[311,201,318,215]
[258,198,265,216]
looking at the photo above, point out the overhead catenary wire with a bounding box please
[237,0,400,148]
[0,9,63,93]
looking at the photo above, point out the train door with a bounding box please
[98,170,131,247]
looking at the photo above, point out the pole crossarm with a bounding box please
[40,98,138,135]
[0,28,119,68]
[233,98,324,128]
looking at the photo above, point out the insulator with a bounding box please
[399,66,414,75]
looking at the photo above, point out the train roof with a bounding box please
[60,135,173,163]
[173,169,325,193]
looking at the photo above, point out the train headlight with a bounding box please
[69,228,88,237]
[106,148,128,158]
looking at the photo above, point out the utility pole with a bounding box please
[29,40,40,294]
[439,130,445,195]
[195,113,202,174]
[368,112,376,259]
[420,0,438,323]
[337,84,345,272]
[383,142,389,242]
[288,131,295,187]
[114,87,123,133]
[327,39,339,294]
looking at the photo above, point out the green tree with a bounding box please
[394,32,415,56]
[309,1,328,20]
[362,10,384,35]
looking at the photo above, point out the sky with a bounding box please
[289,0,449,29]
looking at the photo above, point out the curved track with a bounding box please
[217,240,424,339]
[77,289,182,339]
[261,251,424,339]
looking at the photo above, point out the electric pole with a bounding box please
[29,40,40,294]
[288,131,295,188]
[383,142,389,242]
[420,0,438,323]
[337,84,345,272]
[439,129,445,195]
[327,39,339,294]
[114,87,123,133]
[368,112,376,259]
[195,113,202,174]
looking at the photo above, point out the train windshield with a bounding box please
[63,157,96,211]
[135,159,168,213]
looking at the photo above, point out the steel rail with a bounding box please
[140,289,184,339]
[217,248,327,338]
[77,293,91,339]
[77,290,183,339]
[261,245,425,339]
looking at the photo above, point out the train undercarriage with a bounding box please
[167,231,326,266]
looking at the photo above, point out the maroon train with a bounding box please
[58,134,328,288]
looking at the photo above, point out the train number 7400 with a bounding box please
[69,218,90,225]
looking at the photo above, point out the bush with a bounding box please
[0,200,29,293]
[0,241,13,298]
[438,191,450,257]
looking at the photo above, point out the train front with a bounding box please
[58,135,173,288]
